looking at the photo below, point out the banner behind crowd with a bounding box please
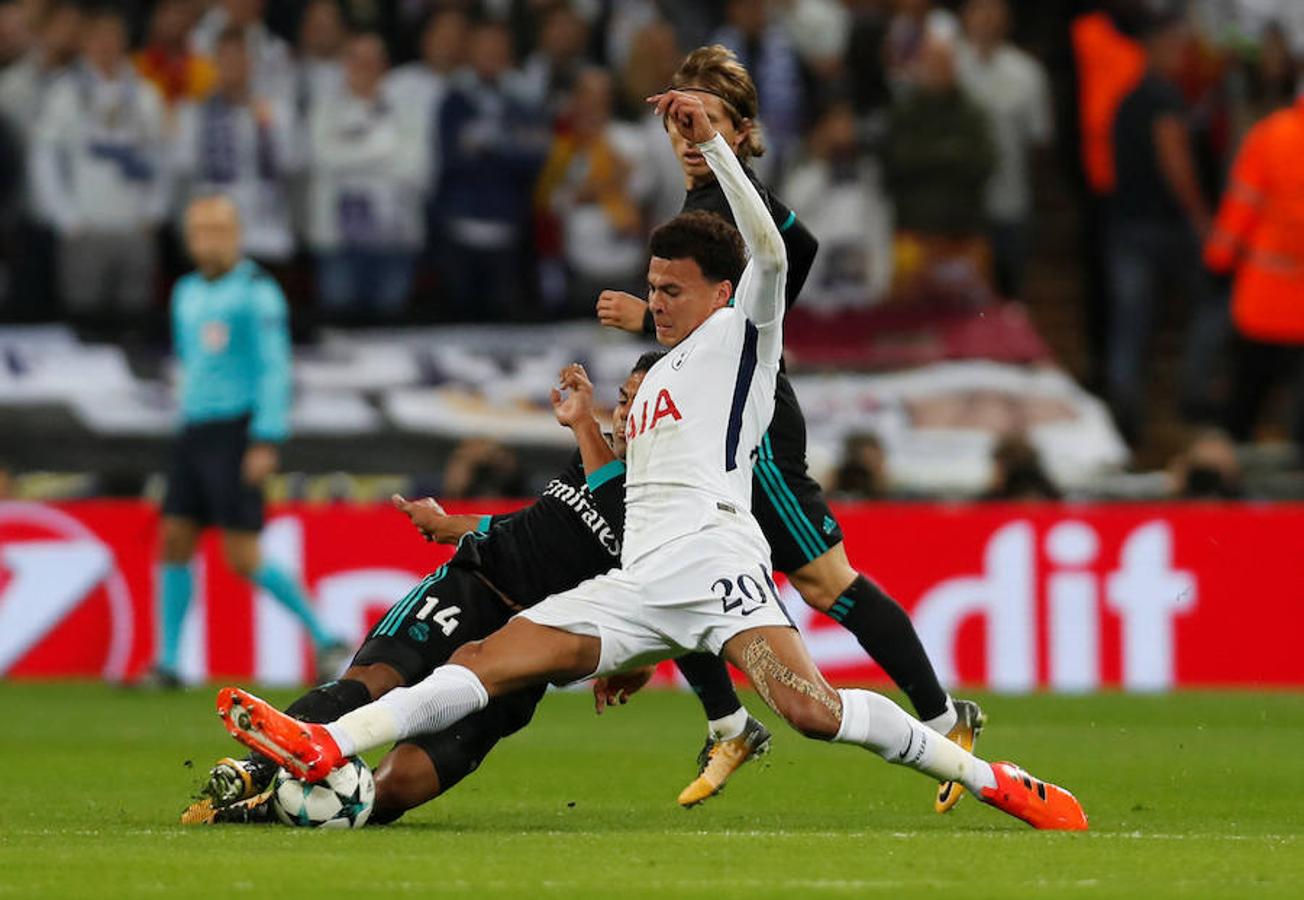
[1,500,1300,690]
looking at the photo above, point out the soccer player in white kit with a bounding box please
[215,91,1087,830]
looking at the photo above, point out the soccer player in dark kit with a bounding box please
[595,45,985,811]
[184,354,668,824]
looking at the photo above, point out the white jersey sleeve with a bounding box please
[618,134,789,566]
[697,133,787,365]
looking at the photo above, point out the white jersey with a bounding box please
[621,133,787,566]
[522,132,793,668]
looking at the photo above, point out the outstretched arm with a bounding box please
[391,494,488,544]
[551,363,625,527]
[648,91,787,363]
[551,363,618,476]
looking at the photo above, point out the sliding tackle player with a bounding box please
[212,89,1087,831]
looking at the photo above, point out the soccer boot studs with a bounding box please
[217,687,343,782]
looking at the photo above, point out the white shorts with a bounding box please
[517,523,795,678]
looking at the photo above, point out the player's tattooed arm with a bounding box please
[390,495,485,544]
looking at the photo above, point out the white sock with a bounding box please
[708,707,749,741]
[922,696,957,736]
[323,718,367,758]
[325,664,489,757]
[834,689,996,794]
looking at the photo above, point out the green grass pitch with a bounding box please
[1,683,1301,899]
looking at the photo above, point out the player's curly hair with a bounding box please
[632,350,667,374]
[670,45,765,159]
[649,211,746,287]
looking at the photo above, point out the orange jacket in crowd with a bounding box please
[1071,11,1146,195]
[1204,96,1304,344]
[134,46,215,106]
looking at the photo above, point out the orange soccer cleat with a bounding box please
[979,762,1089,831]
[216,687,344,783]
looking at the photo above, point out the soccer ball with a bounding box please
[272,756,375,829]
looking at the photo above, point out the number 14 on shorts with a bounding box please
[415,594,461,636]
[711,567,782,616]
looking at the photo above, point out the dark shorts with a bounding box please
[352,563,517,683]
[351,564,547,794]
[162,416,264,531]
[752,374,845,575]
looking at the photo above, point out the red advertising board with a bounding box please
[1,500,1301,689]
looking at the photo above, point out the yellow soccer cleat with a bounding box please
[178,755,277,825]
[180,796,217,825]
[935,699,987,813]
[180,788,276,825]
[677,716,772,808]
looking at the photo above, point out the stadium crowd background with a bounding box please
[0,0,1302,501]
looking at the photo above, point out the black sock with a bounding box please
[830,576,949,722]
[246,679,373,781]
[284,678,373,723]
[675,652,743,721]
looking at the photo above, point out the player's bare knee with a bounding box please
[344,663,405,699]
[160,540,191,565]
[732,634,842,739]
[788,549,857,612]
[788,567,839,612]
[372,745,441,820]
[223,549,259,579]
[219,531,261,579]
[790,577,837,612]
[448,640,486,671]
[778,693,841,740]
[160,520,197,564]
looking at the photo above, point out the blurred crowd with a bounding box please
[0,0,1054,333]
[0,0,1302,466]
[1071,1,1304,455]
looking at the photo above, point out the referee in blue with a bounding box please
[147,195,343,687]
